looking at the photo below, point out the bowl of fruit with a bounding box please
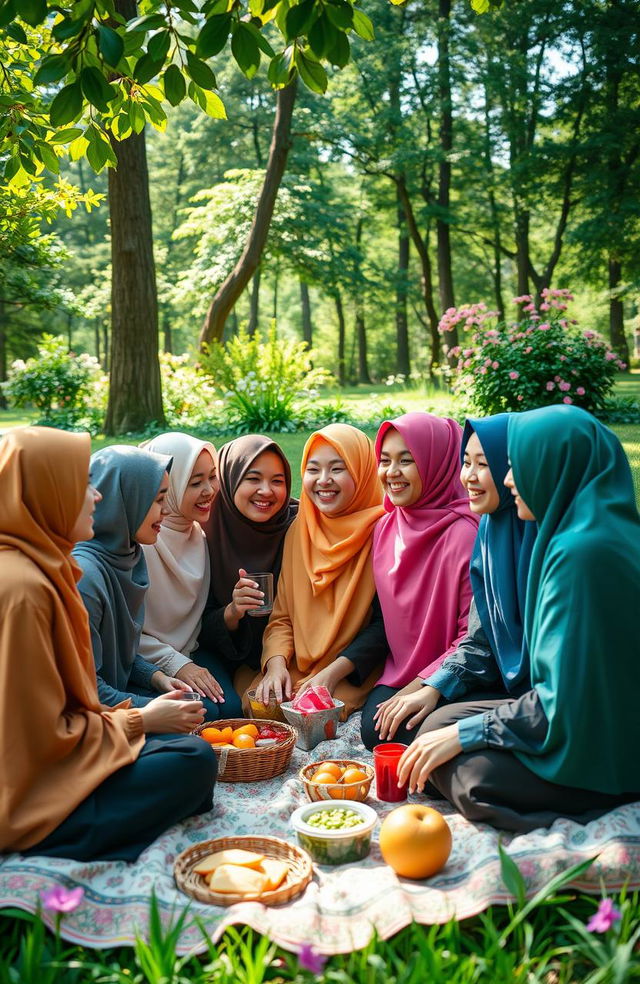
[195,718,297,782]
[300,759,374,802]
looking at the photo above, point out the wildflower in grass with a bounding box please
[298,942,328,974]
[586,897,622,934]
[40,885,84,913]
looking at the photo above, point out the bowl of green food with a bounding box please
[290,800,378,865]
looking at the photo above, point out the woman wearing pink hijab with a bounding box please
[360,412,479,749]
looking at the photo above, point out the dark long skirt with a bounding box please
[23,735,217,862]
[420,700,639,833]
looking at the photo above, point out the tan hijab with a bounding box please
[0,427,144,853]
[262,424,384,673]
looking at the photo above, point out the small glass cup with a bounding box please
[178,691,203,701]
[246,572,274,617]
[373,742,409,802]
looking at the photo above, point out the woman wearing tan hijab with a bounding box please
[251,424,388,718]
[0,427,216,862]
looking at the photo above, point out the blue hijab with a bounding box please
[462,414,537,694]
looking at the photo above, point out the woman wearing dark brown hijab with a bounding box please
[201,434,298,692]
[0,427,216,862]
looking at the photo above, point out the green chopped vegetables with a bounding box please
[306,808,365,830]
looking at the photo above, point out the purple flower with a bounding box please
[298,943,328,975]
[586,898,622,934]
[40,885,84,914]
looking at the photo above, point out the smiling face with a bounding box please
[70,477,102,542]
[303,440,356,516]
[180,448,218,523]
[233,450,288,523]
[460,432,501,516]
[377,428,423,508]
[504,467,536,521]
[134,470,171,544]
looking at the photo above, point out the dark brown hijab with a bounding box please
[204,435,298,603]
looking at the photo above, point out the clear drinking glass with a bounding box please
[246,572,274,617]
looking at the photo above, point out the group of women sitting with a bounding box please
[1,403,638,863]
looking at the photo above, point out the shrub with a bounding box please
[200,322,333,433]
[3,334,107,433]
[158,352,224,430]
[440,289,626,416]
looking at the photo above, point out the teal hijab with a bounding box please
[508,405,640,793]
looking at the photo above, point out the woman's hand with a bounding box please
[255,656,292,704]
[174,661,224,702]
[224,568,264,630]
[396,724,462,794]
[373,684,440,740]
[139,691,205,734]
[150,669,192,694]
[295,657,353,698]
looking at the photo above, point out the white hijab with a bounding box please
[139,432,216,676]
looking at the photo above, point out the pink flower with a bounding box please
[586,898,622,934]
[546,381,555,391]
[618,361,627,370]
[492,361,500,369]
[559,382,571,392]
[559,355,567,361]
[576,386,586,396]
[540,302,550,311]
[40,885,84,913]
[605,351,616,361]
[562,396,573,404]
[298,944,328,975]
[537,323,551,331]
[524,346,532,354]
[517,395,523,401]
[509,371,520,380]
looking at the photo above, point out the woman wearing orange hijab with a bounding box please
[251,424,387,717]
[0,427,216,862]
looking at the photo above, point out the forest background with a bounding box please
[2,0,639,437]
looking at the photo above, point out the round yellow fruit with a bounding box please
[379,805,452,879]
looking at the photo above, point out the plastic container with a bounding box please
[290,800,378,865]
[280,699,344,750]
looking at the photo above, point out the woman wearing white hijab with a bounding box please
[139,432,242,719]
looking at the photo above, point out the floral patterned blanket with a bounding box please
[1,714,639,955]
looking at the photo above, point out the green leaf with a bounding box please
[49,126,84,143]
[35,139,60,173]
[148,28,171,62]
[129,99,146,132]
[308,13,337,58]
[296,48,327,93]
[0,0,17,29]
[203,0,230,15]
[471,0,491,10]
[243,19,275,56]
[133,50,164,84]
[231,22,261,78]
[497,842,526,907]
[86,127,109,172]
[6,21,27,41]
[185,51,217,89]
[80,66,116,112]
[69,132,89,160]
[351,7,374,40]
[52,16,86,40]
[196,13,231,58]
[4,155,21,181]
[163,63,186,105]
[34,53,71,85]
[50,81,83,126]
[97,24,124,66]
[126,13,166,31]
[325,1,353,30]
[285,0,316,39]
[15,0,46,27]
[267,49,294,86]
[326,29,349,67]
[188,81,226,118]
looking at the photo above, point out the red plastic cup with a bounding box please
[373,743,409,802]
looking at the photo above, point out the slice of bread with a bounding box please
[192,848,265,876]
[207,864,267,895]
[259,858,289,891]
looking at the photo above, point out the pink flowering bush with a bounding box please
[440,289,626,415]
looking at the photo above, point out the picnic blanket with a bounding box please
[1,713,639,955]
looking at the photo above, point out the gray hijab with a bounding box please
[73,445,172,690]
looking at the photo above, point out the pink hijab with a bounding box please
[374,412,479,688]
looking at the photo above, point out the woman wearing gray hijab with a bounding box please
[73,445,202,733]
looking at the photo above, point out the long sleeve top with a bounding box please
[457,690,548,755]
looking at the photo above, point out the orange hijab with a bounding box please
[266,424,384,671]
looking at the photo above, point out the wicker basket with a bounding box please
[174,835,313,906]
[300,759,374,802]
[194,718,296,782]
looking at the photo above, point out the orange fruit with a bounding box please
[233,724,259,739]
[379,805,452,880]
[200,727,224,744]
[217,726,233,743]
[315,761,343,780]
[342,767,368,785]
[311,771,339,784]
[328,786,345,799]
[233,733,256,749]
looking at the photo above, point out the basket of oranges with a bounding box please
[196,719,297,782]
[300,759,374,802]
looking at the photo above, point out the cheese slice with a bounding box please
[193,848,265,876]
[259,858,289,892]
[207,864,267,895]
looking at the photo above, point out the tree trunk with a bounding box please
[94,320,101,364]
[199,81,297,347]
[437,0,455,314]
[483,78,505,319]
[163,315,172,354]
[609,257,629,361]
[354,215,370,384]
[396,193,411,375]
[105,127,164,433]
[248,266,261,336]
[0,301,7,409]
[334,291,346,386]
[103,323,109,372]
[300,279,312,347]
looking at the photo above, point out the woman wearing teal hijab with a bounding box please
[395,405,640,832]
